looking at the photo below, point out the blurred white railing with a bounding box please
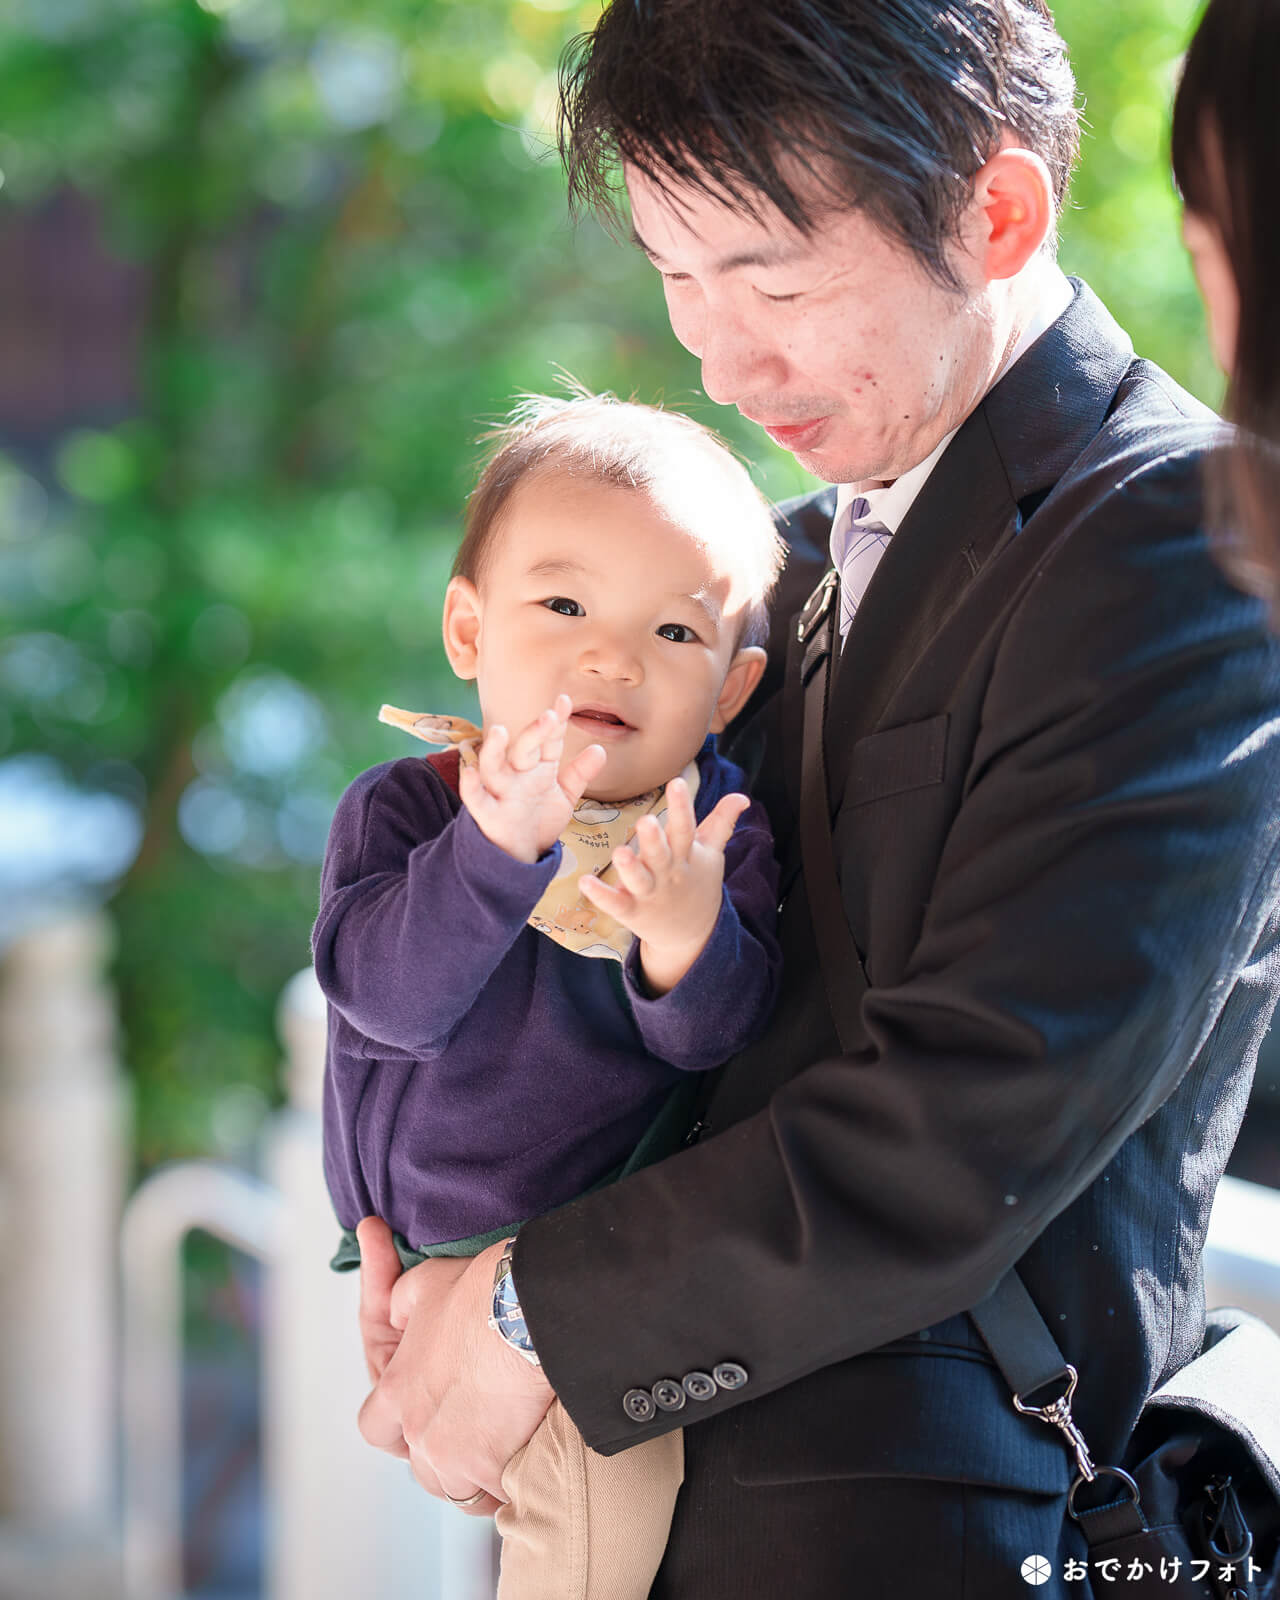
[1203,1173,1280,1322]
[119,964,495,1600]
[0,912,494,1600]
[0,912,127,1599]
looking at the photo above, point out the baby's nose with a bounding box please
[580,636,643,683]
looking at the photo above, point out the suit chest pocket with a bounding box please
[834,713,954,983]
[847,713,949,807]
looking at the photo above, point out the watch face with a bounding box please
[493,1269,533,1350]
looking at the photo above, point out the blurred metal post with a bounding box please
[263,966,486,1600]
[121,967,490,1600]
[120,1160,282,1600]
[0,911,128,1591]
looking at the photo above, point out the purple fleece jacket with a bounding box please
[314,736,781,1250]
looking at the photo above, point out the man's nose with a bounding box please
[696,309,785,407]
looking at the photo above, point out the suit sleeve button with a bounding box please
[623,1388,656,1422]
[682,1371,716,1401]
[712,1361,749,1391]
[651,1378,687,1412]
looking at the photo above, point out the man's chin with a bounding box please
[765,424,877,485]
[785,443,867,485]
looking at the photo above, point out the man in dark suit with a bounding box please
[355,2,1280,1593]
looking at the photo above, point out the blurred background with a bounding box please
[0,0,1276,1597]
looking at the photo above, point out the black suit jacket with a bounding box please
[513,283,1280,1585]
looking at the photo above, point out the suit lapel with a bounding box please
[826,409,1018,778]
[824,280,1137,796]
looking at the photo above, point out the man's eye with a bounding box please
[543,597,584,617]
[756,287,803,304]
[656,622,697,643]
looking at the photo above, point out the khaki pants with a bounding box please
[495,1399,684,1600]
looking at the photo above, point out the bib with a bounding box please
[378,705,699,962]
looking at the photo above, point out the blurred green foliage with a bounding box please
[0,0,1213,1168]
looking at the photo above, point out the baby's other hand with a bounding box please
[459,695,606,863]
[579,777,750,994]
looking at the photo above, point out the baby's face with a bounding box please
[450,470,761,802]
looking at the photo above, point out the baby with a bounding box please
[313,393,785,1599]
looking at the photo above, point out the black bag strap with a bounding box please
[787,567,869,1050]
[790,568,1135,1530]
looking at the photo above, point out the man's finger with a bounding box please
[449,1492,503,1518]
[695,792,751,856]
[357,1377,411,1459]
[357,1216,400,1294]
[389,1254,470,1331]
[356,1216,404,1381]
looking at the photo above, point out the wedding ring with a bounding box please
[444,1486,487,1508]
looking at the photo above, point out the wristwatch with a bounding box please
[487,1239,541,1367]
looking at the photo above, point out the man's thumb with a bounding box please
[356,1215,401,1311]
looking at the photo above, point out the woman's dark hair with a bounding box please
[557,0,1080,289]
[1172,0,1280,598]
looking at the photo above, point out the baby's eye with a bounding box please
[542,596,584,617]
[656,622,698,643]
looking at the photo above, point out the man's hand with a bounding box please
[356,1216,406,1395]
[357,1239,554,1515]
[459,694,607,864]
[580,776,750,994]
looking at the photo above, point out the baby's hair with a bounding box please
[453,389,786,650]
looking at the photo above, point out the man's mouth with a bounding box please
[754,416,831,451]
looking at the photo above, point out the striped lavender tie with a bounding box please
[838,496,892,639]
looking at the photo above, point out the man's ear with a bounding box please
[710,646,767,733]
[441,576,482,680]
[971,145,1055,282]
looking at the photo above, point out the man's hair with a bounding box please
[1172,0,1280,607]
[454,391,786,651]
[558,0,1080,288]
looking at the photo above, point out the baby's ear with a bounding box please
[441,577,482,680]
[710,646,767,733]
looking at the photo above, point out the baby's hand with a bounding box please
[459,695,607,864]
[579,776,750,995]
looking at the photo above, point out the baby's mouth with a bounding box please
[570,705,635,737]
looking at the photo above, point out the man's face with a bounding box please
[626,164,1001,485]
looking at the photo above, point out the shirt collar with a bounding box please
[830,266,1075,564]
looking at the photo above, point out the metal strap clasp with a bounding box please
[1012,1365,1098,1484]
[796,569,839,645]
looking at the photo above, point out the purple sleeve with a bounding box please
[621,800,781,1071]
[311,761,561,1054]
